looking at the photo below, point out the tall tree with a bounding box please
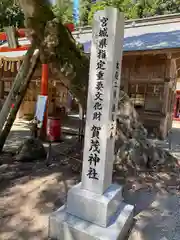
[80,0,92,26]
[88,0,146,24]
[153,0,180,15]
[87,0,180,24]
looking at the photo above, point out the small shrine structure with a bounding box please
[0,25,74,121]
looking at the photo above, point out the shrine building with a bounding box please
[74,13,180,139]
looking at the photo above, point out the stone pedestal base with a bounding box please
[49,203,134,240]
[67,183,123,227]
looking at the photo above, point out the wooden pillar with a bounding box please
[0,81,4,98]
[40,64,48,137]
[0,67,4,110]
[0,68,4,100]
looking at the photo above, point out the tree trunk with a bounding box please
[18,0,89,106]
[0,44,36,133]
[0,49,39,152]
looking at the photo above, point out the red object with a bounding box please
[0,45,29,52]
[0,28,29,52]
[64,23,75,32]
[0,25,74,53]
[41,64,49,133]
[18,29,26,38]
[0,32,7,41]
[11,104,15,109]
[41,64,48,95]
[0,24,74,42]
[0,29,26,41]
[47,117,61,142]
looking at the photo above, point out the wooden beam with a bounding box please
[0,44,36,133]
[0,67,4,99]
[172,53,180,59]
[0,49,39,152]
[124,48,180,57]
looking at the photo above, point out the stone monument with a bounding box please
[49,7,134,240]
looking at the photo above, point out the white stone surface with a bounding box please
[81,7,124,195]
[67,183,123,227]
[48,8,134,240]
[49,204,134,240]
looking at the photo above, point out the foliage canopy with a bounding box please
[88,0,180,24]
[0,0,180,30]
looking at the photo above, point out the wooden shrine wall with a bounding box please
[18,80,69,118]
[121,54,177,138]
[0,52,178,137]
[0,62,70,119]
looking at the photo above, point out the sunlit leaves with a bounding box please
[52,2,73,23]
[86,0,180,25]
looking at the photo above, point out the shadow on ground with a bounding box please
[0,119,82,240]
[0,156,80,240]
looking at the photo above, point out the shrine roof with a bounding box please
[0,50,27,58]
[1,14,180,58]
[73,16,180,53]
[0,38,30,48]
[0,37,30,59]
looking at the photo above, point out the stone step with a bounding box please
[66,183,123,227]
[49,203,134,240]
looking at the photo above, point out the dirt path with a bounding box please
[0,119,81,240]
[0,157,80,240]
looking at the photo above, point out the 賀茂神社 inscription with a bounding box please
[49,7,134,240]
[87,16,109,181]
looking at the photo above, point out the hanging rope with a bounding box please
[0,56,24,72]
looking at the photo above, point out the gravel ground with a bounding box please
[0,118,180,240]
